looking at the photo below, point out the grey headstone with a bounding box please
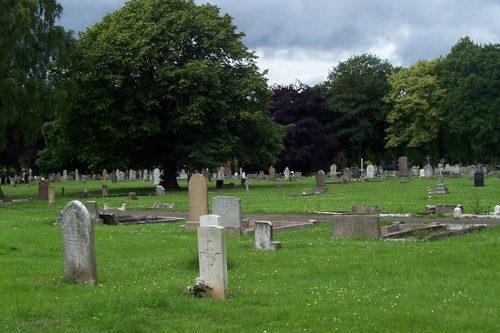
[332,215,381,240]
[212,196,242,229]
[269,166,276,182]
[424,164,434,179]
[316,170,326,188]
[254,221,281,251]
[343,168,351,183]
[283,167,290,181]
[398,156,409,181]
[38,179,49,200]
[61,200,97,284]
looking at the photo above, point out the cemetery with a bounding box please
[1,171,500,332]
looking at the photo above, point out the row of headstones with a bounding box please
[60,199,280,301]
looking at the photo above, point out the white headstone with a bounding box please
[200,214,222,227]
[153,168,161,186]
[61,200,97,285]
[283,167,290,181]
[198,225,228,300]
[366,165,375,178]
[254,221,281,251]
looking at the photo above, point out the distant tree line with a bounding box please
[1,0,498,187]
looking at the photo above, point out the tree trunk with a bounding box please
[160,161,180,189]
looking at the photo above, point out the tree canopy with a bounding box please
[39,0,285,187]
[0,0,73,170]
[323,54,396,164]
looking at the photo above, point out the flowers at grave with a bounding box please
[187,277,211,298]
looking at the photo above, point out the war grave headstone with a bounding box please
[61,200,97,284]
[398,156,409,182]
[283,167,291,181]
[185,174,208,230]
[343,168,351,183]
[254,221,281,251]
[38,179,49,200]
[212,196,243,234]
[198,224,228,300]
[331,215,381,240]
[269,166,276,182]
[366,165,375,179]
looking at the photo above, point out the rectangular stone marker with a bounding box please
[198,225,228,300]
[398,156,409,182]
[61,200,97,284]
[38,179,49,200]
[269,166,276,182]
[343,168,351,183]
[48,185,55,204]
[331,215,381,240]
[188,174,208,223]
[330,164,337,181]
[254,221,281,251]
[212,196,242,230]
[101,185,108,198]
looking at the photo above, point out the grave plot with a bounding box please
[381,222,487,241]
[99,213,183,225]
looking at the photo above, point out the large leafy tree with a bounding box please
[384,59,446,161]
[323,54,395,164]
[271,82,339,172]
[0,0,73,170]
[40,0,285,188]
[439,37,500,164]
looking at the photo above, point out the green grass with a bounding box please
[1,175,500,332]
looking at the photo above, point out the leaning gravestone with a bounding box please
[38,179,49,200]
[187,174,208,226]
[198,225,228,300]
[212,196,243,231]
[61,200,97,285]
[269,166,276,182]
[254,221,281,250]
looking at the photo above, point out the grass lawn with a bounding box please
[0,175,499,332]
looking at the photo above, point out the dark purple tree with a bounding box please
[271,82,340,173]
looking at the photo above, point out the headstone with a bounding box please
[62,170,68,181]
[398,156,409,181]
[316,170,326,188]
[56,172,62,182]
[129,169,135,180]
[410,166,419,177]
[218,167,225,180]
[474,172,484,187]
[75,169,80,182]
[420,169,425,178]
[331,215,381,240]
[366,165,375,179]
[283,167,290,181]
[127,192,138,200]
[352,166,360,178]
[202,169,210,183]
[212,196,243,230]
[330,164,337,181]
[197,225,228,300]
[153,168,161,186]
[254,221,281,250]
[269,166,276,182]
[81,187,91,198]
[494,205,500,216]
[101,185,108,198]
[179,169,188,180]
[156,185,165,197]
[468,165,477,180]
[424,164,434,178]
[38,179,49,200]
[102,169,108,181]
[343,168,351,183]
[188,174,208,223]
[48,185,55,204]
[85,201,101,224]
[61,200,97,285]
[110,172,117,183]
[200,214,222,227]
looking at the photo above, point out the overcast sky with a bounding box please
[57,0,500,86]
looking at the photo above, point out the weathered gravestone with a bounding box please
[198,225,228,300]
[48,185,55,204]
[75,169,80,182]
[366,165,375,179]
[62,170,68,182]
[330,164,338,181]
[269,166,276,182]
[110,172,117,183]
[316,170,326,188]
[153,168,161,186]
[101,185,108,198]
[102,169,107,181]
[85,201,102,225]
[398,156,409,182]
[38,179,49,200]
[343,168,351,183]
[331,215,381,240]
[61,200,97,284]
[254,221,281,250]
[186,174,208,229]
[352,166,360,178]
[468,165,477,180]
[424,164,434,179]
[212,196,243,232]
[156,185,165,197]
[283,167,291,181]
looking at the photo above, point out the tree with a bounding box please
[39,0,285,188]
[271,82,339,172]
[438,37,500,164]
[384,59,445,161]
[0,0,73,171]
[323,54,395,164]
